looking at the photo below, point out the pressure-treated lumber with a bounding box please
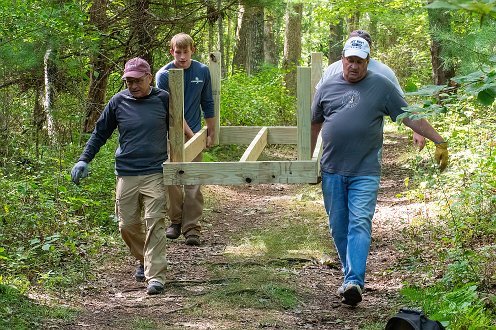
[163,160,318,185]
[162,52,324,186]
[239,127,268,162]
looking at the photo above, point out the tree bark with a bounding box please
[43,47,56,143]
[232,2,264,75]
[83,0,110,133]
[328,20,344,64]
[264,10,278,66]
[130,0,154,67]
[283,2,302,95]
[428,7,455,85]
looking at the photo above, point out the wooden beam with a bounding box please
[163,160,319,185]
[209,52,221,146]
[240,127,268,162]
[184,128,207,162]
[311,52,323,99]
[168,69,185,162]
[297,67,311,160]
[219,126,297,145]
[312,132,323,176]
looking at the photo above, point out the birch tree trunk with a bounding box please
[43,48,56,143]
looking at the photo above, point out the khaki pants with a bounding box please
[168,152,204,237]
[116,173,168,284]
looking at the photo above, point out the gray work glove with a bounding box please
[71,161,89,185]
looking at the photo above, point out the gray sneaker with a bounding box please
[341,283,362,306]
[135,264,145,282]
[146,280,164,295]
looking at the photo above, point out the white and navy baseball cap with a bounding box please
[343,37,370,59]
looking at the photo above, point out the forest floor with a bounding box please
[45,132,432,330]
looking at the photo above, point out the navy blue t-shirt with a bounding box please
[155,60,214,133]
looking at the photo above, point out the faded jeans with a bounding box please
[321,171,380,289]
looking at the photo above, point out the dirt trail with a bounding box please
[50,133,423,330]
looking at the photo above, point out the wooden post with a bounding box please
[297,67,311,161]
[311,52,323,99]
[168,69,185,162]
[209,52,221,145]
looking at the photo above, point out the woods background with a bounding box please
[0,0,495,328]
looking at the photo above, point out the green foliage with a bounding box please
[398,61,496,329]
[220,66,297,126]
[0,283,77,329]
[0,138,119,290]
[202,265,299,310]
[400,284,495,329]
[427,0,496,20]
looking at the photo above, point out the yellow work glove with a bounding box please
[434,142,448,172]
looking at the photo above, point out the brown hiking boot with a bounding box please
[185,235,201,246]
[166,224,181,239]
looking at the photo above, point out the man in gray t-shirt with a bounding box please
[311,37,448,307]
[316,30,425,150]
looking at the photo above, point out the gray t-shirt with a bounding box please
[312,72,407,176]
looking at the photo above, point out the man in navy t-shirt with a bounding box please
[156,33,215,247]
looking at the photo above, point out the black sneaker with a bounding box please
[341,283,362,306]
[146,280,164,295]
[185,235,201,246]
[135,264,145,282]
[166,224,181,239]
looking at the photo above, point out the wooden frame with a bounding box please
[162,52,323,185]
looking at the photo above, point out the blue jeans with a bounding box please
[321,172,380,289]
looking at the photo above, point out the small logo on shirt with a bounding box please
[341,90,360,109]
[191,77,203,84]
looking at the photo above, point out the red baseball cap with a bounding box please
[122,57,151,79]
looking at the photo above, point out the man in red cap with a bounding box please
[71,57,170,295]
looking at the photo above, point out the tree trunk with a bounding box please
[264,10,278,66]
[346,12,360,32]
[217,0,226,77]
[232,2,264,75]
[43,47,56,143]
[83,0,110,133]
[84,55,111,133]
[328,20,344,64]
[131,0,154,67]
[428,7,455,85]
[208,0,215,53]
[283,2,302,95]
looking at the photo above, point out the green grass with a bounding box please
[199,264,299,310]
[196,196,332,312]
[131,317,159,330]
[0,283,78,330]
